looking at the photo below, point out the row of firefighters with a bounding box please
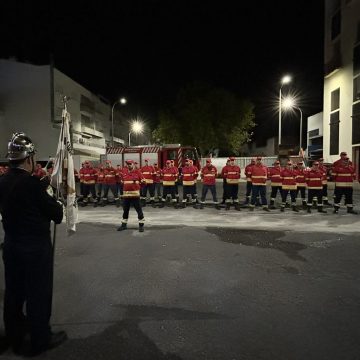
[74,152,357,214]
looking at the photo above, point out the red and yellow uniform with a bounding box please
[305,162,326,213]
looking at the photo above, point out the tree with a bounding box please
[152,82,256,155]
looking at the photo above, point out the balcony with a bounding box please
[81,125,104,138]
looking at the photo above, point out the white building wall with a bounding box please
[0,59,58,160]
[323,0,360,163]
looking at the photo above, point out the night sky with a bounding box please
[0,0,324,142]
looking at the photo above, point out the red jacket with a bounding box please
[294,168,307,187]
[122,169,145,197]
[97,168,106,184]
[162,167,178,186]
[222,165,241,184]
[306,169,323,189]
[153,166,161,183]
[332,164,356,188]
[104,166,117,185]
[280,168,297,190]
[181,165,198,186]
[201,165,217,185]
[244,163,254,182]
[141,165,156,184]
[80,167,97,184]
[268,166,282,186]
[251,164,268,185]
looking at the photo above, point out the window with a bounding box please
[331,10,341,40]
[353,102,360,144]
[330,112,340,155]
[354,76,360,101]
[308,129,320,138]
[167,150,176,160]
[331,89,340,111]
[354,44,360,75]
[81,114,92,128]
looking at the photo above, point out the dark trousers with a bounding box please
[96,183,103,198]
[154,183,162,198]
[3,240,52,349]
[270,186,282,201]
[162,186,176,201]
[79,182,84,197]
[245,181,252,199]
[83,184,97,201]
[183,185,196,202]
[322,184,328,200]
[334,187,353,207]
[222,179,227,202]
[201,185,217,202]
[226,184,239,203]
[103,184,119,200]
[122,197,144,221]
[141,184,155,199]
[116,183,123,197]
[251,185,267,206]
[308,189,323,206]
[281,189,297,205]
[296,186,306,200]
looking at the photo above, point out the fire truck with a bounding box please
[101,144,201,169]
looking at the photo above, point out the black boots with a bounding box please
[139,223,144,232]
[117,223,127,231]
[307,206,312,213]
[317,206,327,213]
[292,205,299,212]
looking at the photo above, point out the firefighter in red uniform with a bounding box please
[222,157,241,210]
[200,159,220,209]
[280,161,299,212]
[33,163,46,178]
[78,162,85,204]
[159,160,178,207]
[116,164,123,202]
[180,159,198,208]
[189,159,199,204]
[318,158,330,205]
[268,160,282,209]
[171,160,180,203]
[153,162,162,202]
[244,158,255,205]
[294,161,308,210]
[221,159,230,204]
[96,164,105,203]
[140,159,156,207]
[79,161,98,207]
[117,160,146,232]
[101,160,120,206]
[332,156,357,214]
[305,161,326,213]
[249,157,270,212]
[333,151,352,167]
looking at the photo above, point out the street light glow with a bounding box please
[131,120,144,134]
[282,96,295,110]
[120,97,127,105]
[281,75,292,84]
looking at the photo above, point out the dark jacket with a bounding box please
[0,168,63,243]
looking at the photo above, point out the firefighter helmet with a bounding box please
[7,132,36,160]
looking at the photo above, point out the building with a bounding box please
[323,0,360,177]
[0,59,126,169]
[307,112,323,159]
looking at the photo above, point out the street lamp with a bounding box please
[111,97,127,146]
[282,96,303,150]
[128,119,144,146]
[278,75,292,146]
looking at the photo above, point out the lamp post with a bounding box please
[111,97,127,146]
[282,96,303,150]
[278,75,292,146]
[128,119,144,146]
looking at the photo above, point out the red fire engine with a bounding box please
[102,144,201,169]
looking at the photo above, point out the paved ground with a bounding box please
[0,182,359,359]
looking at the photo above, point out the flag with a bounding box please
[51,102,78,234]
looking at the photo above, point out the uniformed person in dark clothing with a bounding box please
[0,133,67,356]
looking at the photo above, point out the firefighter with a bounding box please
[332,156,357,214]
[116,164,123,203]
[333,151,352,167]
[171,160,180,203]
[280,161,299,212]
[153,162,162,202]
[318,158,330,205]
[78,162,85,204]
[159,160,178,207]
[249,156,270,212]
[220,159,230,204]
[101,160,120,207]
[140,159,156,207]
[222,157,241,210]
[200,159,220,209]
[294,161,308,210]
[179,158,198,208]
[244,158,255,205]
[79,161,98,207]
[117,159,146,232]
[268,160,282,209]
[305,161,327,213]
[189,159,199,204]
[33,163,46,178]
[96,164,105,202]
[0,132,67,355]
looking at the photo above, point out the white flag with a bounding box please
[51,104,78,234]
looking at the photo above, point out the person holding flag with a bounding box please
[0,133,67,356]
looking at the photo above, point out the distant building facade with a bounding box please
[0,59,126,168]
[307,112,323,159]
[323,0,360,177]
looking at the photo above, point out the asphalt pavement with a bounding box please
[0,182,359,359]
